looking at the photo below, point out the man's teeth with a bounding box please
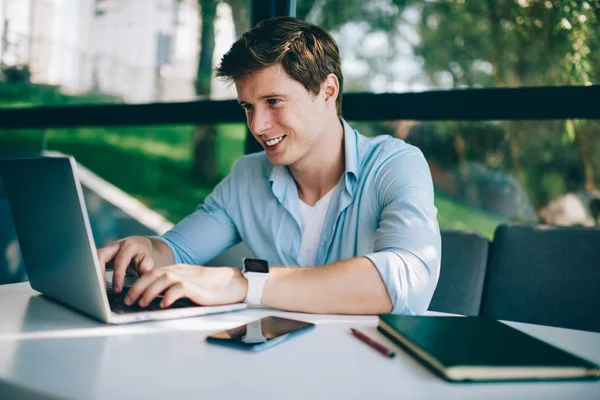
[266,136,284,146]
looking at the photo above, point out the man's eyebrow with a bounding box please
[238,93,287,105]
[260,93,286,99]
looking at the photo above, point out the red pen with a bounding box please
[350,328,396,358]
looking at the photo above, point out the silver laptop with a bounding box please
[0,155,247,324]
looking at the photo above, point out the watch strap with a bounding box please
[244,272,268,306]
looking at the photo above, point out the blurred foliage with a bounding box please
[413,0,599,87]
[407,0,600,206]
[1,65,31,84]
[297,0,600,88]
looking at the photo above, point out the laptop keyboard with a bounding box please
[106,281,197,314]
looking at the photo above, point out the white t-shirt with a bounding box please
[298,188,335,266]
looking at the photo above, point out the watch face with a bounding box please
[243,258,269,273]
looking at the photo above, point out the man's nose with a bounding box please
[249,108,272,136]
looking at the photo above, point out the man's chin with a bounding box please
[266,156,289,167]
[267,157,288,167]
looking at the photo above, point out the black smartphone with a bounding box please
[206,316,315,351]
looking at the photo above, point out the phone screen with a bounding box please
[206,316,315,351]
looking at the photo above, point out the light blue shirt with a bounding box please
[157,120,441,314]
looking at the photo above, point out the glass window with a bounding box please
[1,0,251,227]
[349,119,600,238]
[0,123,247,224]
[0,0,251,104]
[298,0,599,92]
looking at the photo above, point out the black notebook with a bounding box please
[378,315,600,382]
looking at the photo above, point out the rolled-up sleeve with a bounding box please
[364,146,441,315]
[153,162,242,265]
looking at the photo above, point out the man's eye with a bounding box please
[267,99,281,106]
[242,104,253,111]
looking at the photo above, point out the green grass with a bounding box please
[0,82,120,106]
[435,192,505,239]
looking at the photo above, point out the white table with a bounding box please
[1,282,599,400]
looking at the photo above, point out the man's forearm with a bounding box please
[261,257,393,314]
[148,237,176,267]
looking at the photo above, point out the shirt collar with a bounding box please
[269,118,359,186]
[341,118,359,181]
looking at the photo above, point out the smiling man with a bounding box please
[97,17,441,315]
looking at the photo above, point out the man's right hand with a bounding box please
[97,236,156,293]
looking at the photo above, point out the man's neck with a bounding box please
[289,118,345,207]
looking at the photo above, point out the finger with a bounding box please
[124,269,164,306]
[96,241,122,289]
[138,273,179,308]
[112,242,139,293]
[160,282,187,308]
[134,253,154,275]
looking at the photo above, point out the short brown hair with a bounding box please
[216,16,343,116]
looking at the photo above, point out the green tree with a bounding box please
[191,0,249,184]
[409,0,599,191]
[192,0,219,185]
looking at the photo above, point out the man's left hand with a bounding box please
[123,265,248,308]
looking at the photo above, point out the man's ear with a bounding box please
[321,73,339,110]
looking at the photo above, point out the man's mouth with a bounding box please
[265,135,286,147]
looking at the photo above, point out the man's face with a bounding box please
[236,64,328,167]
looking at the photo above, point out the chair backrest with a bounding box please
[481,223,600,332]
[428,230,489,316]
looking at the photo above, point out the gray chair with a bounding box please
[428,230,489,316]
[480,223,600,333]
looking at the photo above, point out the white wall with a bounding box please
[0,0,31,67]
